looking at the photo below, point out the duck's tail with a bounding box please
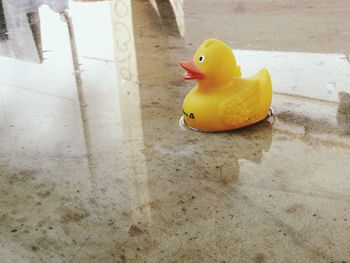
[257,68,273,116]
[234,65,241,77]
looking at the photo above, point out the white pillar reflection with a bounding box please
[111,0,152,224]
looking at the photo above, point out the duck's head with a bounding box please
[180,39,237,88]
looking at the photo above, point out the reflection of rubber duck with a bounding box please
[179,39,272,131]
[189,120,273,185]
[337,92,350,134]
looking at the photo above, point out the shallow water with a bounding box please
[1,0,350,262]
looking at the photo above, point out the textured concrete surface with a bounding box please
[169,0,350,54]
[1,0,350,262]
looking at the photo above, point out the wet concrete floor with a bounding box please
[1,0,350,262]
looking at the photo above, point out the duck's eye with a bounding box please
[199,55,205,63]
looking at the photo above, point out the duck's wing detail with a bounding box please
[219,79,261,125]
[219,96,249,125]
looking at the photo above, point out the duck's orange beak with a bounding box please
[179,60,205,80]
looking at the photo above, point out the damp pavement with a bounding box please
[1,0,350,262]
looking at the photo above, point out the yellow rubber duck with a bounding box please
[179,39,272,132]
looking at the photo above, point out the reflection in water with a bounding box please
[112,0,184,233]
[27,11,43,62]
[0,0,8,40]
[235,121,272,164]
[60,9,97,185]
[337,92,350,134]
[185,121,273,185]
[276,95,350,140]
[1,0,350,262]
[0,0,41,62]
[178,116,273,175]
[0,0,67,63]
[112,0,152,225]
[111,1,273,260]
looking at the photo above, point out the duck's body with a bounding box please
[180,39,272,132]
[183,69,272,131]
